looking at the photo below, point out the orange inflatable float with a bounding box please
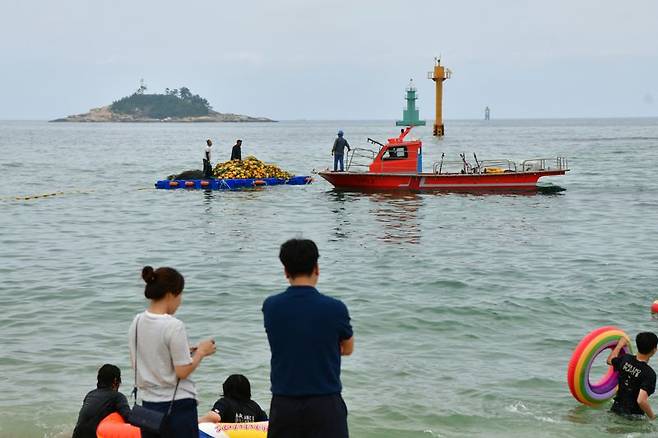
[96,412,140,438]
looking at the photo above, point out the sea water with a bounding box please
[1,118,658,437]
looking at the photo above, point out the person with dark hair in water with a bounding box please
[198,374,268,423]
[607,331,658,419]
[230,139,242,161]
[129,266,217,438]
[262,239,354,438]
[72,364,131,438]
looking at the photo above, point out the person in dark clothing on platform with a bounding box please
[230,139,242,161]
[262,238,354,438]
[72,364,131,438]
[198,374,268,424]
[607,331,658,419]
[203,139,214,178]
[331,130,350,172]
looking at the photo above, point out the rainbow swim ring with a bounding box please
[567,326,632,406]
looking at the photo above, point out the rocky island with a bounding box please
[51,85,274,123]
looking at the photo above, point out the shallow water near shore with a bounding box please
[2,118,658,437]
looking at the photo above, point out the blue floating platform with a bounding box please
[155,176,312,190]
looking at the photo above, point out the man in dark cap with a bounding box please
[331,130,350,172]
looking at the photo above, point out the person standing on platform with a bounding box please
[331,130,350,172]
[262,238,354,438]
[203,139,213,178]
[230,139,242,161]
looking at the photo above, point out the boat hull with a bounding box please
[318,170,566,192]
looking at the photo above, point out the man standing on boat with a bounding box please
[230,139,242,161]
[203,139,213,179]
[331,130,351,172]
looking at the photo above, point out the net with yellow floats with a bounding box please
[212,156,293,180]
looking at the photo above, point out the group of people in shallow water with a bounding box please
[73,238,354,438]
[71,238,658,438]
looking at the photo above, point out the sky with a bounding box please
[0,0,657,120]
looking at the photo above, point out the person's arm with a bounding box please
[606,337,627,365]
[346,140,351,151]
[340,336,354,356]
[337,301,354,356]
[174,339,215,379]
[174,339,217,379]
[638,389,655,419]
[115,392,132,421]
[332,139,337,155]
[198,410,221,423]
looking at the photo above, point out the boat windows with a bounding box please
[382,146,408,160]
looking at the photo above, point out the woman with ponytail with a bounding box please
[128,266,216,438]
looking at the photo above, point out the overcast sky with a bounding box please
[1,0,656,120]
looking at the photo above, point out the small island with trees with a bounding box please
[51,82,274,123]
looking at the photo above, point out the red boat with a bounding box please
[320,80,568,192]
[319,126,569,192]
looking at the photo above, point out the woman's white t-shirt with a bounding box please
[128,311,196,402]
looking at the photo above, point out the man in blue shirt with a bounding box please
[331,130,351,172]
[262,239,354,438]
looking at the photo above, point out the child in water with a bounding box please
[199,375,268,423]
[606,332,658,419]
[72,364,131,438]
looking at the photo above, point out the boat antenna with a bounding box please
[460,153,469,173]
[473,153,480,171]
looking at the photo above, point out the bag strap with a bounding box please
[132,314,181,413]
[131,316,139,404]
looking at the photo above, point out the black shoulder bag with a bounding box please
[128,316,180,434]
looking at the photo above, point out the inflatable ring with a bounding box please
[567,326,632,406]
[199,421,268,438]
[96,412,140,438]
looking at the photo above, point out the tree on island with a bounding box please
[110,82,212,119]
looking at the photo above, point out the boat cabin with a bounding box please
[368,127,422,174]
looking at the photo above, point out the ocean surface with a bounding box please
[1,118,658,438]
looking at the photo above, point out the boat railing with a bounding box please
[432,160,470,174]
[521,157,569,172]
[475,159,518,173]
[347,148,377,171]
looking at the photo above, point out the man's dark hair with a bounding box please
[222,374,251,401]
[636,332,658,354]
[97,364,121,388]
[279,239,319,279]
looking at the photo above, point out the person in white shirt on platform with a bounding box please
[203,139,213,179]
